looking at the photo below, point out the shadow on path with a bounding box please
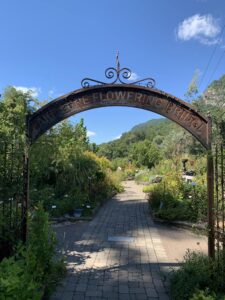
[51,181,204,300]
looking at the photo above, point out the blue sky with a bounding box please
[0,0,225,144]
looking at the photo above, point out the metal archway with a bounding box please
[29,84,211,149]
[23,59,214,257]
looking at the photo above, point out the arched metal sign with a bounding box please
[29,85,211,149]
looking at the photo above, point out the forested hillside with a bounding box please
[98,74,225,167]
[97,115,200,168]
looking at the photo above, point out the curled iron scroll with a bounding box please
[81,56,156,88]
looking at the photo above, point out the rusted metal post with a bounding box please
[207,151,215,258]
[207,116,215,259]
[22,115,30,243]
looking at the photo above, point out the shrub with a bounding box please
[0,204,65,299]
[183,183,207,222]
[143,185,155,193]
[190,290,216,300]
[148,178,192,221]
[170,250,222,300]
[30,150,124,217]
[148,174,207,222]
[135,169,151,183]
[105,170,124,193]
[152,193,193,221]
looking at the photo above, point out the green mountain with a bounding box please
[97,118,181,160]
[98,74,225,162]
[131,118,177,139]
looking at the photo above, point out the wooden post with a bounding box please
[207,116,215,259]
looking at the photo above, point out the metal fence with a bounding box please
[0,140,25,260]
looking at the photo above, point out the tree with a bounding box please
[185,70,199,103]
[131,140,160,169]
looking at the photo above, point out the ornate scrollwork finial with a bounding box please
[116,51,120,73]
[81,54,156,88]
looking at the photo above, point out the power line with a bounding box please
[199,44,219,89]
[199,24,225,90]
[206,47,225,87]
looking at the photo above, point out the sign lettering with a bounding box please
[29,86,209,149]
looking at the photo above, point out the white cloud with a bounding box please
[87,130,96,137]
[114,134,122,140]
[48,88,63,99]
[48,89,55,97]
[176,14,221,45]
[200,37,221,45]
[128,72,139,81]
[14,86,41,97]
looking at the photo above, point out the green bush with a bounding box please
[148,159,177,177]
[0,253,42,300]
[190,290,216,300]
[0,204,65,300]
[105,171,125,193]
[148,174,207,222]
[148,180,192,221]
[143,185,155,193]
[170,250,223,300]
[153,194,193,221]
[183,183,207,222]
[135,169,151,183]
[30,149,124,218]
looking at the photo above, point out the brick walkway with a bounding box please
[51,181,173,300]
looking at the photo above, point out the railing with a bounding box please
[0,140,25,260]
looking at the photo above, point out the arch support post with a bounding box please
[207,116,215,258]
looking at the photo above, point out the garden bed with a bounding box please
[50,191,117,224]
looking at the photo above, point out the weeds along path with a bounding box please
[52,180,207,300]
